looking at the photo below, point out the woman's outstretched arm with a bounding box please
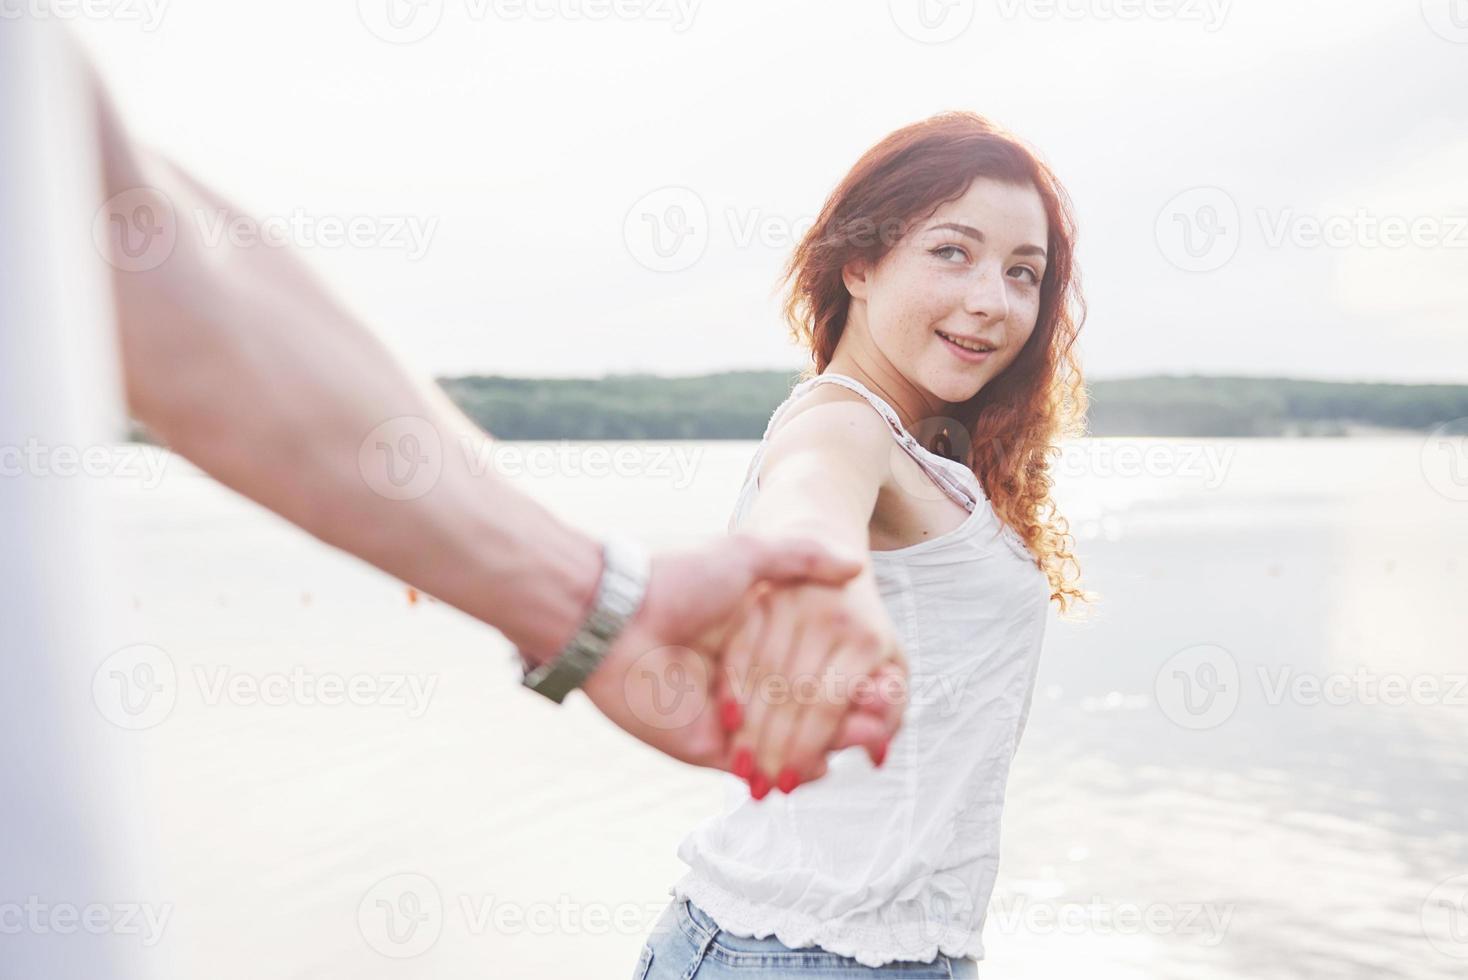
[720,391,909,796]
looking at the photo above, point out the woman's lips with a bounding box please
[937,331,995,364]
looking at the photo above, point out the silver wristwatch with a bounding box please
[518,535,650,704]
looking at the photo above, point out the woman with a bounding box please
[631,111,1087,978]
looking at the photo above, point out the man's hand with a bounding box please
[579,535,902,773]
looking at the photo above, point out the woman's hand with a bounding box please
[718,572,908,798]
[580,534,894,772]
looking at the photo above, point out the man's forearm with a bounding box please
[94,80,596,665]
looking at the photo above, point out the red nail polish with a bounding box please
[873,740,889,768]
[750,771,771,800]
[776,767,799,794]
[720,698,742,733]
[732,747,753,781]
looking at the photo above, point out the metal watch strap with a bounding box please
[519,536,650,704]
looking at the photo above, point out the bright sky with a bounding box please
[65,0,1468,381]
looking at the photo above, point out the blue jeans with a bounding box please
[631,897,979,979]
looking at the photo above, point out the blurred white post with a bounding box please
[0,19,150,980]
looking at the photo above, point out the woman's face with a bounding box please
[844,177,1050,406]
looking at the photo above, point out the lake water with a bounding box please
[91,437,1466,979]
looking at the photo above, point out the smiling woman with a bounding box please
[785,111,1088,609]
[633,111,1090,978]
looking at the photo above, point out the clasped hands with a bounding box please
[580,534,908,797]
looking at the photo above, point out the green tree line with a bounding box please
[436,372,1468,439]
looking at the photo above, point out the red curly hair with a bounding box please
[780,111,1089,611]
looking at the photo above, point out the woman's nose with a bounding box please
[963,263,1010,321]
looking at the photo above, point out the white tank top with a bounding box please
[671,372,1052,968]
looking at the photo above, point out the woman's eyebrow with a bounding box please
[931,221,1048,260]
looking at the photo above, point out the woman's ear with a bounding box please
[840,257,871,301]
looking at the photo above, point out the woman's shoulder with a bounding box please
[755,380,900,491]
[768,379,898,450]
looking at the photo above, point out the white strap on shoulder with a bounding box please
[802,373,978,512]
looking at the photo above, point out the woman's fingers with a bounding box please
[717,588,774,784]
[857,658,909,758]
[778,643,879,784]
[713,584,769,730]
[732,591,802,799]
[751,620,841,792]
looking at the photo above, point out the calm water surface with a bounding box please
[98,438,1466,979]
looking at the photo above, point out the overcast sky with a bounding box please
[67,0,1468,382]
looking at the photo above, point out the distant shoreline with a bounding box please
[121,373,1463,445]
[433,372,1468,440]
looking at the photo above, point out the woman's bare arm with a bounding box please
[723,392,909,792]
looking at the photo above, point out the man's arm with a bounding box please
[87,69,885,772]
[93,82,599,666]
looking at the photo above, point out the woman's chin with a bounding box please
[922,372,987,410]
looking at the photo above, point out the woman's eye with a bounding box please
[1009,265,1041,284]
[932,244,968,263]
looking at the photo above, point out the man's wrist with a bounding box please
[499,523,603,668]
